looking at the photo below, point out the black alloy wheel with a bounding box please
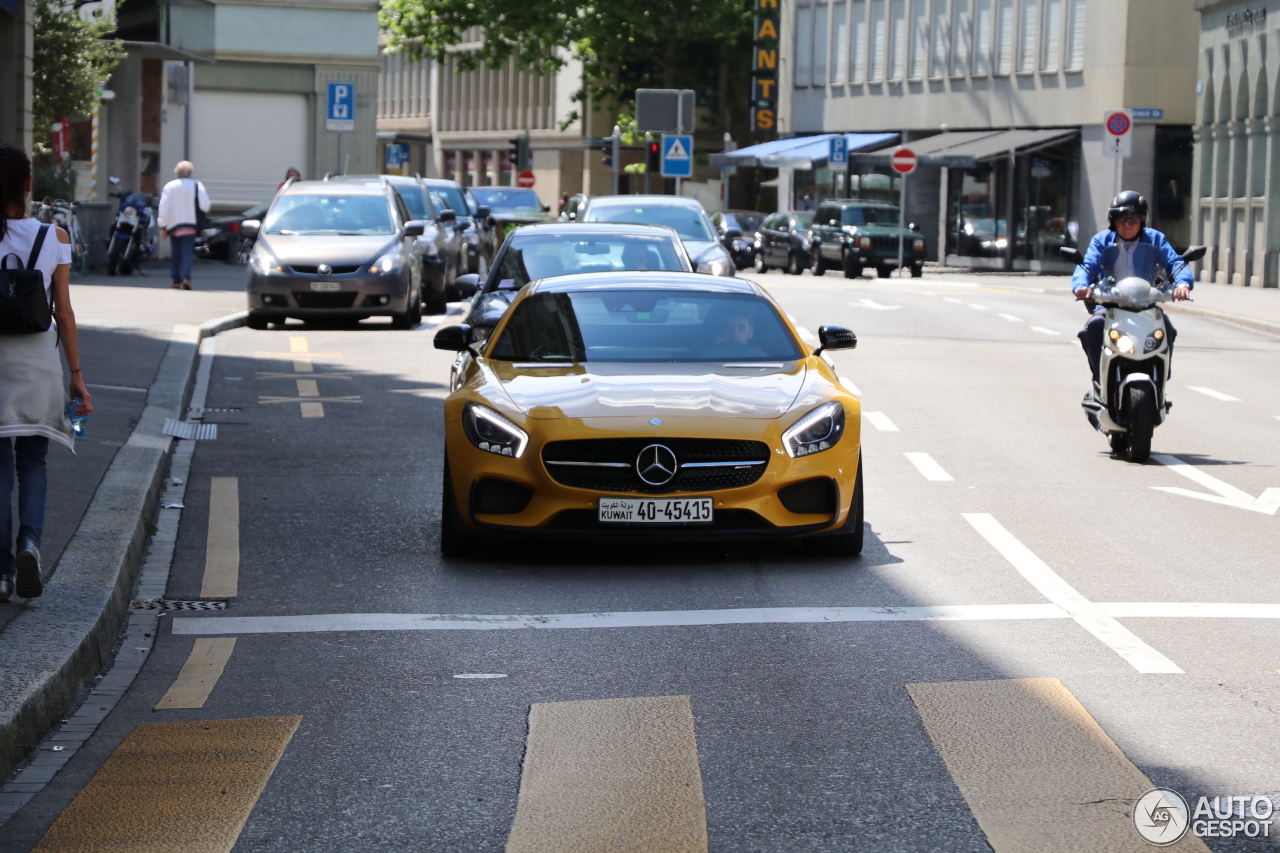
[753,252,769,274]
[787,251,802,276]
[440,458,479,557]
[811,251,827,276]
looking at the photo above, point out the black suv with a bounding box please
[807,199,925,278]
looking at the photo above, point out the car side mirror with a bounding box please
[541,204,551,213]
[908,222,917,232]
[722,227,743,240]
[434,323,473,352]
[439,208,457,223]
[814,325,857,356]
[404,220,425,237]
[453,273,481,298]
[240,219,261,238]
[1182,245,1207,263]
[829,219,838,226]
[567,211,577,221]
[1059,247,1084,265]
[475,205,491,219]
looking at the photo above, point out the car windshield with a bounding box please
[487,290,803,363]
[428,186,469,218]
[470,188,542,212]
[395,185,432,220]
[585,203,716,242]
[793,213,814,229]
[842,206,899,226]
[264,194,394,236]
[730,213,765,232]
[491,235,687,290]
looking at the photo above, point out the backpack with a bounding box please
[0,224,53,335]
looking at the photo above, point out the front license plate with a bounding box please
[598,497,714,524]
[310,280,340,292]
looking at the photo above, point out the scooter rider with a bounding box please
[1072,191,1192,394]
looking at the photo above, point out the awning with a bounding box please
[847,128,1079,169]
[934,128,1077,161]
[121,41,213,63]
[710,132,898,169]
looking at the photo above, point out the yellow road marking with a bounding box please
[155,638,236,709]
[907,678,1210,852]
[258,395,361,405]
[289,336,308,353]
[506,695,708,853]
[256,372,351,380]
[200,477,239,598]
[296,379,320,397]
[33,716,301,853]
[301,402,325,418]
[254,352,342,358]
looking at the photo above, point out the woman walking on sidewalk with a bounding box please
[0,144,92,601]
[157,160,210,290]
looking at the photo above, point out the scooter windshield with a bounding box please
[1099,242,1163,286]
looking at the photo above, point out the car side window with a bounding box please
[776,217,789,232]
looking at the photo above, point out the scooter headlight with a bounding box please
[1144,332,1165,352]
[1115,335,1135,354]
[461,403,528,458]
[782,401,845,458]
[122,206,139,223]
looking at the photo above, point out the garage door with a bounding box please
[191,90,308,209]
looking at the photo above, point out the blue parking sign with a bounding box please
[829,136,848,166]
[326,82,355,132]
[661,134,693,178]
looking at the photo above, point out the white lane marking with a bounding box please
[1188,386,1241,402]
[944,297,964,304]
[839,377,862,395]
[1150,454,1280,515]
[1030,326,1062,336]
[86,383,148,393]
[962,513,1182,674]
[998,313,1022,322]
[453,673,508,679]
[854,299,902,311]
[173,605,1073,635]
[865,411,899,432]
[904,452,954,481]
[967,303,990,311]
[1100,603,1280,619]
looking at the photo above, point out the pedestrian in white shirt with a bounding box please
[157,161,210,289]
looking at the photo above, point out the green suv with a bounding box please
[807,199,925,279]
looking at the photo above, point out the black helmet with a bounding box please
[1107,191,1148,230]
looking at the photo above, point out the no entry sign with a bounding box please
[891,147,917,175]
[517,170,536,188]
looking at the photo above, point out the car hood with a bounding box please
[852,224,922,238]
[489,361,808,420]
[259,234,397,264]
[684,240,723,262]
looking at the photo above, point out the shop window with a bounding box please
[1154,126,1194,250]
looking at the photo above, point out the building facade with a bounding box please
[776,0,1198,270]
[0,0,33,153]
[1193,1,1276,286]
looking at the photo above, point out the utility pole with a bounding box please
[644,133,652,194]
[611,125,621,195]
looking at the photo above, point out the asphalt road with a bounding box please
[4,267,1280,851]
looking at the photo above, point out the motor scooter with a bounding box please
[1061,243,1205,463]
[105,177,155,276]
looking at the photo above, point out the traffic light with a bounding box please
[601,142,613,168]
[646,136,661,173]
[508,134,530,172]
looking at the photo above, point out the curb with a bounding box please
[0,310,246,780]
[1164,302,1280,337]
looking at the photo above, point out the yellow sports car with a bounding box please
[433,271,862,556]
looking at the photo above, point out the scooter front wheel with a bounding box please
[1125,386,1154,463]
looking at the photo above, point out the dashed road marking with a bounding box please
[907,678,1210,853]
[853,298,901,310]
[944,297,964,304]
[300,402,325,418]
[200,477,239,598]
[290,336,312,373]
[998,313,1022,322]
[963,513,1182,673]
[1030,326,1061,336]
[904,452,953,481]
[839,376,862,395]
[968,303,990,311]
[296,379,320,397]
[864,411,899,432]
[155,638,237,709]
[1188,386,1240,402]
[31,717,301,853]
[507,696,708,853]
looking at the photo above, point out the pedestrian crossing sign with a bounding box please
[661,134,693,178]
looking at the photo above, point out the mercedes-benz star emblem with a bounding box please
[636,444,678,486]
[317,263,332,276]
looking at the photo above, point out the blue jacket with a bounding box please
[1070,227,1194,293]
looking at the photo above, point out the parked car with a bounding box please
[241,179,425,329]
[424,179,496,276]
[808,199,925,278]
[468,186,554,239]
[343,175,465,313]
[752,211,814,275]
[712,210,766,270]
[576,195,735,276]
[458,222,694,342]
[196,200,269,263]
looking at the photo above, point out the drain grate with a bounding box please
[188,407,241,414]
[161,419,218,440]
[131,599,228,611]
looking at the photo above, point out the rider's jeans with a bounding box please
[1078,307,1177,384]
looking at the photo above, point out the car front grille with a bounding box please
[290,264,361,275]
[292,291,357,309]
[870,235,900,253]
[542,437,770,494]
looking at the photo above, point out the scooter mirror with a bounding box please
[1181,245,1207,263]
[1059,247,1085,266]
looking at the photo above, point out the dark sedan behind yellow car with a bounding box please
[433,272,863,556]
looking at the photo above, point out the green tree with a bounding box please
[33,0,123,143]
[380,0,755,139]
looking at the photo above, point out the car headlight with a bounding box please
[248,248,283,275]
[913,239,925,251]
[782,401,845,458]
[858,236,871,248]
[201,228,219,238]
[698,258,728,276]
[370,252,403,275]
[461,403,528,458]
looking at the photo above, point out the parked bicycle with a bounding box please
[33,197,88,276]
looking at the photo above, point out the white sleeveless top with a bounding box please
[0,217,71,300]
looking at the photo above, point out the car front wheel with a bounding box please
[440,459,478,557]
[803,459,863,557]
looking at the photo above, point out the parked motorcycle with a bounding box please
[1062,242,1205,463]
[105,177,156,276]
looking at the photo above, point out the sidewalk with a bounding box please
[0,262,245,778]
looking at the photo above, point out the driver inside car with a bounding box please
[1071,191,1193,399]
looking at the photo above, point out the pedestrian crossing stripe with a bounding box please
[665,138,690,160]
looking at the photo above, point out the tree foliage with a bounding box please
[33,0,123,137]
[380,0,755,133]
